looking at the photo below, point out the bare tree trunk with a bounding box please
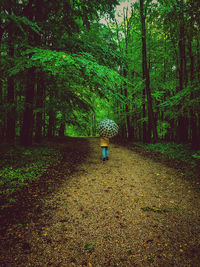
[188,36,199,148]
[59,122,65,137]
[139,0,157,143]
[142,88,147,143]
[20,67,35,146]
[47,110,56,138]
[177,0,188,143]
[0,80,5,138]
[35,72,45,143]
[20,0,43,146]
[6,22,15,143]
[47,90,56,138]
[197,38,200,82]
[58,108,66,137]
[123,67,133,140]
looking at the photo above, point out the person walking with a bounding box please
[100,136,109,161]
[98,119,118,161]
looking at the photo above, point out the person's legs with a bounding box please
[105,147,109,159]
[101,147,106,160]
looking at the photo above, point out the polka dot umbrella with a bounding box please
[97,119,119,138]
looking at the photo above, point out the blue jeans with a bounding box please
[101,146,109,159]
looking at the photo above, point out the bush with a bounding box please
[134,141,198,163]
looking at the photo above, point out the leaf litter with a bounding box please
[0,137,200,266]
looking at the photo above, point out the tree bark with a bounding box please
[177,1,188,143]
[139,0,157,143]
[142,88,147,143]
[20,67,35,146]
[6,22,15,143]
[197,38,200,82]
[123,67,133,141]
[188,36,199,148]
[59,122,65,137]
[0,80,5,138]
[35,72,45,143]
[47,109,56,138]
[20,0,43,146]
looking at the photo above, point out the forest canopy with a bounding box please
[0,0,200,148]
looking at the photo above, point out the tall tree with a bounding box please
[34,72,45,143]
[176,0,188,143]
[6,21,16,143]
[20,67,36,146]
[139,0,157,142]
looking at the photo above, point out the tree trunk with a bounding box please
[91,112,96,136]
[123,68,133,141]
[58,109,66,137]
[190,113,198,148]
[0,80,5,138]
[139,0,157,143]
[47,110,56,138]
[197,38,200,82]
[43,110,46,137]
[35,72,45,143]
[188,36,199,148]
[6,23,15,143]
[20,0,42,146]
[59,122,65,137]
[177,0,188,143]
[20,67,35,146]
[198,115,200,147]
[177,117,188,143]
[142,88,147,143]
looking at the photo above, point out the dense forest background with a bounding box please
[1,0,200,148]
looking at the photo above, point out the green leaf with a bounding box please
[192,151,200,160]
[141,206,167,213]
[84,243,94,250]
[154,217,162,222]
[9,198,15,203]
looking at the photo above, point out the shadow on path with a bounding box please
[0,137,90,235]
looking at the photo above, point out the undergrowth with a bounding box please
[0,144,61,206]
[134,141,200,164]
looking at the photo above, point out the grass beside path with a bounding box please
[133,141,200,164]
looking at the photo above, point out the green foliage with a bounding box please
[134,142,198,164]
[1,0,200,143]
[76,23,124,67]
[8,14,41,36]
[157,120,170,138]
[9,48,126,96]
[84,243,94,250]
[9,197,15,203]
[5,46,127,138]
[0,146,61,198]
[192,151,200,160]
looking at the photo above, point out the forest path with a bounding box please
[1,137,200,266]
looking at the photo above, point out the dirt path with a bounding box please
[1,138,200,266]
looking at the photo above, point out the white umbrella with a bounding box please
[97,119,119,138]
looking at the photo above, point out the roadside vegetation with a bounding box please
[0,141,61,208]
[134,142,200,164]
